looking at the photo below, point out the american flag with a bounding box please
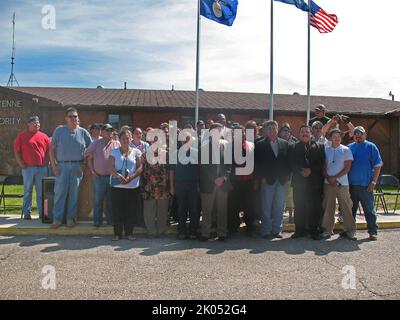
[309,1,338,33]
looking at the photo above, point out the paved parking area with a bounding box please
[1,230,399,300]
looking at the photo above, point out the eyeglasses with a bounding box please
[354,131,364,136]
[313,127,322,130]
[68,115,78,119]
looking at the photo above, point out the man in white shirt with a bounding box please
[321,128,356,240]
[216,113,231,140]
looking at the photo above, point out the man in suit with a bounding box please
[289,125,326,240]
[199,123,232,241]
[255,120,290,239]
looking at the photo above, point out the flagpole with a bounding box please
[306,0,311,124]
[195,0,201,125]
[269,0,274,120]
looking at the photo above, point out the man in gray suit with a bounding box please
[199,123,232,241]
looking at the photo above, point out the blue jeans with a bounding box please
[21,166,47,217]
[53,162,83,222]
[260,181,285,236]
[93,175,113,225]
[350,185,378,235]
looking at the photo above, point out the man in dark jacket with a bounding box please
[255,120,290,239]
[289,125,325,240]
[199,123,232,241]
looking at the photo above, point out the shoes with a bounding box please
[198,236,209,242]
[23,214,32,220]
[127,235,136,241]
[178,233,187,240]
[112,236,120,241]
[67,220,75,228]
[189,234,198,240]
[245,231,257,238]
[273,233,283,239]
[339,231,357,241]
[262,235,274,240]
[369,234,378,241]
[93,224,100,228]
[320,232,331,239]
[347,235,357,241]
[290,233,304,239]
[311,234,322,240]
[51,220,61,229]
[217,236,227,242]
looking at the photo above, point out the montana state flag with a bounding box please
[200,0,238,26]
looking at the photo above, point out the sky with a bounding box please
[0,0,399,99]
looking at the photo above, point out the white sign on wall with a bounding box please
[0,100,23,108]
[0,118,21,125]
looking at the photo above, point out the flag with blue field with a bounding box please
[200,0,238,26]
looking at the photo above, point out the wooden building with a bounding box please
[1,86,399,219]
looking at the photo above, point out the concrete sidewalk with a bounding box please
[1,211,399,236]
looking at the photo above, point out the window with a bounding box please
[107,113,132,130]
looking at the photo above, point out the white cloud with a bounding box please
[0,0,399,99]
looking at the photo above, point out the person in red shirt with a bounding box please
[14,116,51,220]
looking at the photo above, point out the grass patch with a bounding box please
[1,185,37,215]
[1,185,399,216]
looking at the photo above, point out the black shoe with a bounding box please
[262,234,274,240]
[311,234,322,240]
[189,234,198,240]
[339,231,347,238]
[320,232,331,239]
[339,231,357,241]
[273,233,283,239]
[177,233,187,240]
[217,236,227,242]
[23,214,32,220]
[245,231,256,238]
[290,233,304,239]
[369,233,378,241]
[369,234,378,241]
[199,236,209,242]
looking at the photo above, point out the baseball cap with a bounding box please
[102,123,114,131]
[314,104,326,112]
[353,126,366,135]
[311,121,324,128]
[89,123,102,130]
[281,123,291,130]
[28,116,40,123]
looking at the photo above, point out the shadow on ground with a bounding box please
[0,230,377,257]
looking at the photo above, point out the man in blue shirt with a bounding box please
[348,126,383,240]
[49,107,92,228]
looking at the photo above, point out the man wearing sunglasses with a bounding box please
[49,107,92,228]
[348,126,383,241]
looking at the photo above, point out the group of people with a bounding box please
[13,104,383,242]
